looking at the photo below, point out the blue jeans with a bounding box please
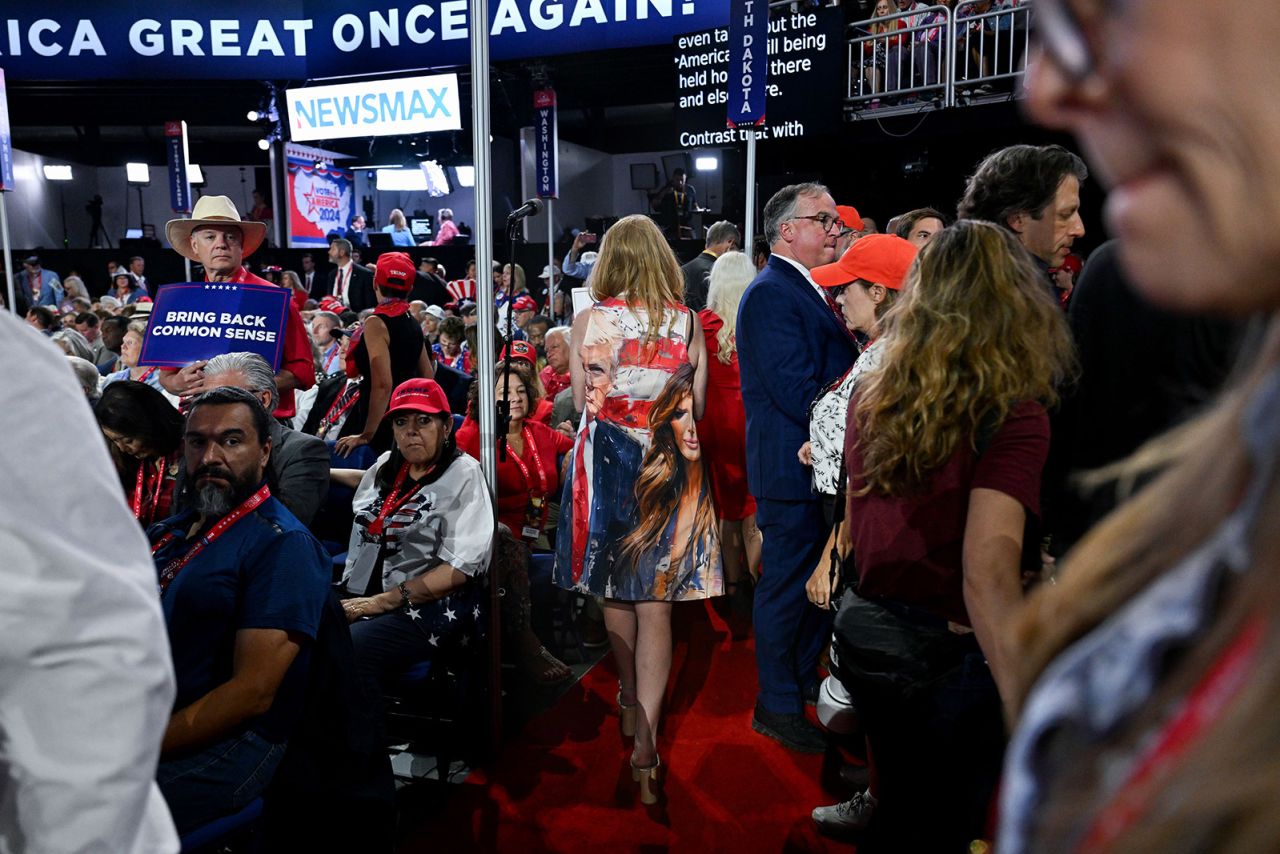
[157,729,286,835]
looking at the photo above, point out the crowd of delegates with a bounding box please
[10,6,1280,845]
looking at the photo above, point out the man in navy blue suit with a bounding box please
[738,183,860,752]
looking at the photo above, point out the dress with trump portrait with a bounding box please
[553,298,724,602]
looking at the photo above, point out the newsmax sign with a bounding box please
[285,74,461,142]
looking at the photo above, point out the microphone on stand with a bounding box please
[507,198,545,220]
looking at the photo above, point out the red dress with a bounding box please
[456,417,574,540]
[698,309,756,521]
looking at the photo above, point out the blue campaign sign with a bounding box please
[138,282,290,371]
[533,88,558,199]
[1,2,733,80]
[0,68,14,191]
[726,0,767,128]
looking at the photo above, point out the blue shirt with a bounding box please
[149,492,330,743]
[382,225,415,247]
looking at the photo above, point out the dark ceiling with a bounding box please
[5,45,683,168]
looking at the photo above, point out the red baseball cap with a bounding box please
[384,378,451,417]
[501,339,537,366]
[836,205,864,232]
[319,296,344,313]
[811,234,919,290]
[374,251,415,294]
[510,294,538,313]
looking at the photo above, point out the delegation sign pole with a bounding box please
[727,0,768,249]
[0,68,16,313]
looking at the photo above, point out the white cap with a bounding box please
[538,264,561,279]
[424,305,446,321]
[580,251,599,265]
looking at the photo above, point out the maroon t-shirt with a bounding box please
[844,399,1049,626]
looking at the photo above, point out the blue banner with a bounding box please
[165,120,192,214]
[533,88,558,199]
[138,282,290,371]
[726,0,768,128]
[0,69,13,191]
[1,2,732,80]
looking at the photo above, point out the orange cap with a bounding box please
[836,205,864,232]
[811,234,919,290]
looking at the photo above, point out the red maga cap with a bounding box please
[501,339,537,366]
[374,251,415,293]
[510,294,538,313]
[811,234,919,290]
[384,378,451,417]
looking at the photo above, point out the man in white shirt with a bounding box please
[0,312,178,853]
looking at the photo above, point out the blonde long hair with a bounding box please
[590,215,684,344]
[853,220,1075,496]
[706,251,756,364]
[1012,321,1280,850]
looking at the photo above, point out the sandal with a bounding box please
[523,646,572,685]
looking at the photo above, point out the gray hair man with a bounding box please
[735,182,860,754]
[197,352,330,526]
[681,220,742,312]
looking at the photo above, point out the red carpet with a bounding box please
[399,600,859,852]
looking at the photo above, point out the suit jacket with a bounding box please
[554,418,644,596]
[737,255,859,502]
[681,251,717,312]
[323,263,375,312]
[267,420,331,527]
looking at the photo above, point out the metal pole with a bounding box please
[546,197,554,310]
[469,0,502,759]
[743,132,757,250]
[268,141,283,248]
[0,193,14,312]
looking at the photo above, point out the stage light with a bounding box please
[375,168,429,192]
[258,138,271,151]
[453,166,475,188]
[188,163,206,185]
[126,162,150,184]
[247,109,260,122]
[695,155,719,171]
[42,164,73,181]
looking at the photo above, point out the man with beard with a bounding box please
[150,387,329,835]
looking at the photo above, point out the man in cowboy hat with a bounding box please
[158,195,315,418]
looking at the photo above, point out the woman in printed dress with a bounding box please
[553,214,723,804]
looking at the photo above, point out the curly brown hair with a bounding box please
[852,219,1076,497]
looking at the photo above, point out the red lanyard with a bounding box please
[368,461,435,537]
[132,456,169,525]
[507,426,550,534]
[1077,615,1264,851]
[136,367,157,384]
[319,385,361,435]
[151,484,271,596]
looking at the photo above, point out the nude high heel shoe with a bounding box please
[631,755,661,805]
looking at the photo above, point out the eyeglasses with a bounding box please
[791,213,844,234]
[1035,0,1101,83]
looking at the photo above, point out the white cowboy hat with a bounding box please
[165,195,267,262]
